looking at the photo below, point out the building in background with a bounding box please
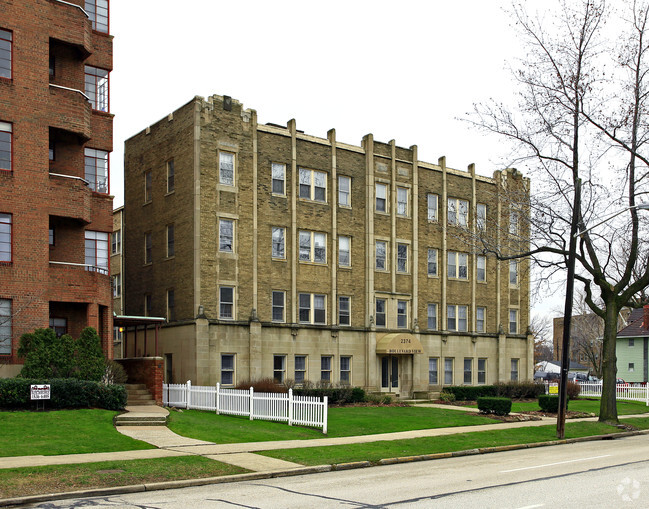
[111,206,123,356]
[0,0,113,376]
[616,306,649,383]
[122,94,532,397]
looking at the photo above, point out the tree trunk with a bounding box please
[599,301,619,424]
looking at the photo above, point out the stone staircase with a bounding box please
[114,384,167,427]
[124,383,156,406]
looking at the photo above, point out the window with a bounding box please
[447,305,468,332]
[49,317,67,337]
[509,209,519,235]
[298,293,326,324]
[112,273,121,297]
[338,296,350,326]
[84,230,108,274]
[478,359,486,384]
[144,294,152,317]
[167,159,175,193]
[144,232,152,264]
[464,358,472,384]
[299,168,326,202]
[272,227,285,259]
[427,193,438,221]
[321,356,332,381]
[444,358,453,385]
[448,198,469,227]
[510,359,519,381]
[219,152,234,186]
[49,227,55,246]
[477,255,486,282]
[0,213,11,262]
[221,354,235,385]
[476,307,486,333]
[428,358,438,384]
[427,303,438,330]
[84,66,109,112]
[49,138,55,161]
[0,299,11,355]
[397,243,408,273]
[375,240,387,270]
[629,339,635,347]
[166,224,175,257]
[477,203,487,231]
[219,286,234,319]
[49,54,55,77]
[509,260,518,286]
[84,148,108,193]
[629,362,635,372]
[397,300,408,328]
[0,121,11,171]
[375,183,387,212]
[340,356,351,384]
[167,289,175,321]
[427,249,438,277]
[0,29,11,79]
[111,229,121,255]
[338,236,350,267]
[273,355,286,383]
[85,0,109,32]
[299,231,326,264]
[397,187,408,216]
[375,298,386,327]
[272,291,285,322]
[271,163,285,195]
[219,219,233,253]
[448,252,468,279]
[509,309,518,334]
[294,355,307,384]
[144,171,152,202]
[338,175,351,206]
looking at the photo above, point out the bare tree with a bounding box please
[530,314,554,363]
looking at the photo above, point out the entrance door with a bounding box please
[381,356,399,393]
[165,354,173,384]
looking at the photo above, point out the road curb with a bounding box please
[2,429,649,507]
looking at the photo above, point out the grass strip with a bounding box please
[0,409,155,457]
[0,456,248,500]
[464,398,649,415]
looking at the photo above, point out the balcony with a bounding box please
[49,85,92,140]
[48,261,111,304]
[48,0,93,57]
[48,173,93,223]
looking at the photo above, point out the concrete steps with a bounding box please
[124,383,156,406]
[114,413,167,427]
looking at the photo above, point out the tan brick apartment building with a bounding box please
[123,94,532,397]
[0,0,113,377]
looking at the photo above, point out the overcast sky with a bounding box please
[109,0,561,321]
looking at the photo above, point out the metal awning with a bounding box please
[376,333,424,354]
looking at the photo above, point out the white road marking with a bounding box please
[500,454,611,473]
[515,505,545,509]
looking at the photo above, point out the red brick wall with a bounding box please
[116,357,163,405]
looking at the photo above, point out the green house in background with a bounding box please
[616,307,649,383]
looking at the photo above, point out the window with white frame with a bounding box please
[85,231,108,274]
[511,358,519,381]
[509,309,518,334]
[509,260,518,286]
[375,298,386,327]
[166,159,175,193]
[84,148,108,193]
[299,231,326,264]
[271,227,285,259]
[447,305,468,332]
[0,213,11,262]
[340,356,351,384]
[272,291,285,322]
[338,296,350,326]
[144,232,152,264]
[427,303,438,330]
[448,251,468,279]
[477,255,486,282]
[111,229,121,255]
[444,358,454,384]
[167,289,175,321]
[629,362,635,372]
[219,286,234,319]
[629,338,635,347]
[144,171,152,203]
[84,65,109,112]
[221,354,235,385]
[427,248,438,276]
[0,298,11,355]
[85,0,108,32]
[448,198,469,227]
[294,355,307,384]
[299,168,327,202]
[428,357,438,384]
[166,223,175,257]
[478,358,486,384]
[0,121,12,171]
[321,355,332,381]
[427,193,438,221]
[339,236,350,267]
[219,219,233,253]
[219,152,235,186]
[49,317,67,337]
[375,240,387,270]
[477,203,487,231]
[476,306,486,333]
[397,187,408,216]
[112,273,121,297]
[338,175,351,206]
[271,162,285,195]
[464,358,472,384]
[273,355,286,383]
[375,183,387,212]
[0,29,12,80]
[298,293,326,324]
[397,300,408,328]
[397,243,408,273]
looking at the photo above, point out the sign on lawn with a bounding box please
[30,384,51,400]
[549,383,559,395]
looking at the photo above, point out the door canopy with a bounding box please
[376,333,423,354]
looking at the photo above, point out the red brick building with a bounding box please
[0,0,113,377]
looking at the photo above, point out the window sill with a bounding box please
[271,193,287,198]
[272,257,288,262]
[143,262,152,267]
[448,278,470,282]
[165,190,175,197]
[375,210,389,216]
[143,201,151,206]
[298,197,328,205]
[338,204,352,210]
[427,274,439,279]
[299,261,328,266]
[164,256,175,261]
[338,265,352,270]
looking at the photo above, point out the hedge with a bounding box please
[494,381,545,399]
[477,396,512,416]
[538,394,569,413]
[293,385,366,404]
[441,386,497,401]
[0,378,127,410]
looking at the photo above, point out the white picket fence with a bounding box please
[544,381,649,405]
[162,382,328,433]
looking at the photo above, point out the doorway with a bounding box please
[380,356,399,393]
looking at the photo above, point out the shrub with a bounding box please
[477,396,512,416]
[235,378,287,393]
[102,360,128,385]
[74,327,105,381]
[18,328,76,379]
[566,381,581,399]
[351,387,366,403]
[442,385,497,401]
[494,381,545,399]
[538,394,569,413]
[293,381,358,404]
[439,390,456,403]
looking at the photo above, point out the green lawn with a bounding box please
[0,409,155,457]
[167,406,500,443]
